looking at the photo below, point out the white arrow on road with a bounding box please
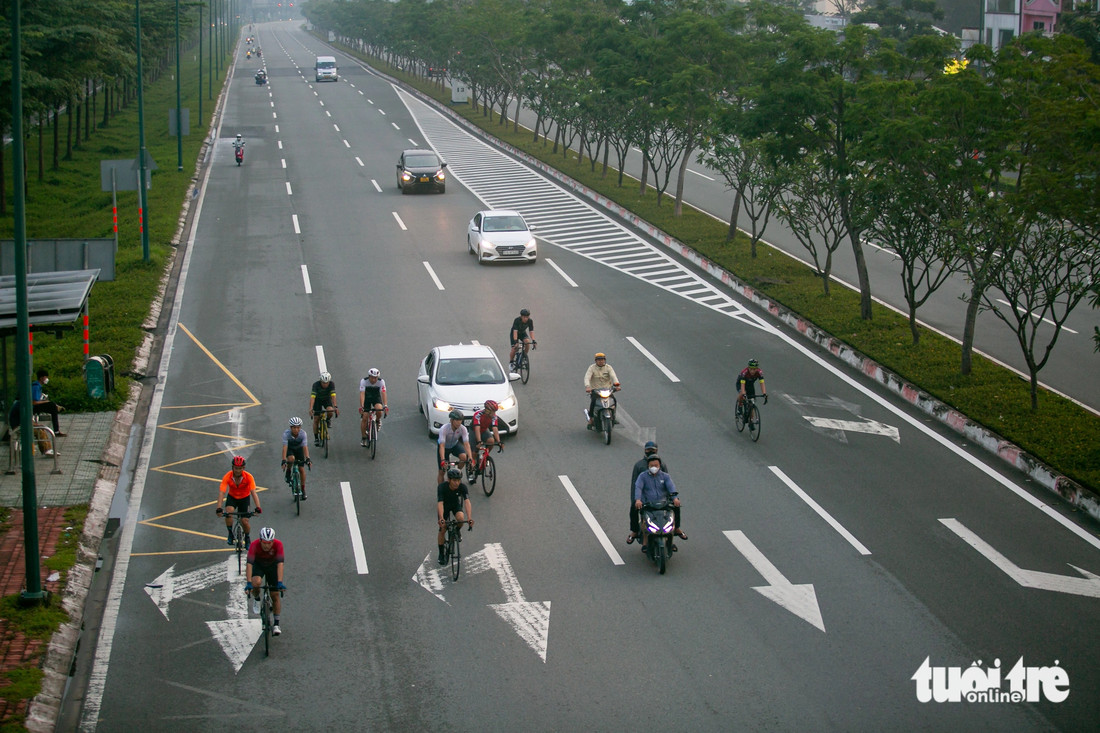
[724,531,825,632]
[206,557,261,673]
[802,416,900,443]
[144,557,228,620]
[940,518,1100,599]
[412,543,551,661]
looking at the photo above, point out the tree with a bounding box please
[773,155,848,295]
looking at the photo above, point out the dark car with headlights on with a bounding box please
[397,149,447,194]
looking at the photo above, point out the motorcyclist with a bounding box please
[584,352,620,430]
[255,69,267,84]
[233,133,245,152]
[633,455,685,551]
[628,441,666,545]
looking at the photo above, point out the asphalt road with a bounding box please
[75,23,1100,732]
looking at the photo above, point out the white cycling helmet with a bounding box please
[236,133,242,140]
[259,527,275,541]
[367,368,380,378]
[288,416,303,426]
[320,371,331,382]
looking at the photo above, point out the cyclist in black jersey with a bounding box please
[309,372,339,446]
[508,309,536,368]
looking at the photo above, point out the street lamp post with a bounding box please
[175,0,183,171]
[136,0,151,261]
[9,0,46,605]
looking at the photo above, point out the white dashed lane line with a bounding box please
[286,182,293,195]
[626,337,680,383]
[392,212,407,231]
[355,157,364,166]
[408,139,419,147]
[379,109,386,115]
[278,140,283,149]
[301,265,312,294]
[392,123,400,130]
[334,124,340,132]
[326,111,331,117]
[343,140,350,148]
[281,159,286,169]
[546,258,578,288]
[292,214,301,234]
[422,262,445,291]
[371,180,382,193]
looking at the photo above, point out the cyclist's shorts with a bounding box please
[438,444,465,466]
[312,402,333,414]
[226,495,250,513]
[441,503,465,520]
[741,381,758,399]
[509,334,529,346]
[285,446,306,464]
[251,561,279,585]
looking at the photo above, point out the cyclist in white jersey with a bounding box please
[359,369,388,446]
[436,410,472,484]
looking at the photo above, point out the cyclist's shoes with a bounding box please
[244,534,251,546]
[437,547,446,565]
[314,437,321,446]
[272,624,281,636]
[300,492,307,501]
[361,438,367,447]
[227,533,234,546]
[252,597,261,615]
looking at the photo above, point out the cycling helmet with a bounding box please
[484,400,499,411]
[367,368,381,378]
[232,456,246,467]
[236,133,242,141]
[748,359,759,368]
[320,371,331,382]
[448,410,464,421]
[647,454,662,464]
[259,527,275,541]
[446,467,462,479]
[289,416,303,427]
[520,308,530,316]
[594,352,606,359]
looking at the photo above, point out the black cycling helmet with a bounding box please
[520,308,530,316]
[647,454,662,465]
[748,359,759,368]
[446,467,462,479]
[448,410,463,421]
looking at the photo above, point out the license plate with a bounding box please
[420,177,429,182]
[463,418,473,426]
[500,247,521,255]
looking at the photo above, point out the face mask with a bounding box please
[648,465,660,475]
[41,378,48,385]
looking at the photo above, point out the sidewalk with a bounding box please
[0,412,117,507]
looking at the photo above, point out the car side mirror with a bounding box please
[417,374,430,384]
[508,373,521,382]
[441,162,448,168]
[529,225,538,232]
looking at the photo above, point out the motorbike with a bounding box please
[255,73,267,85]
[246,50,251,59]
[584,388,617,445]
[641,496,677,574]
[234,145,244,166]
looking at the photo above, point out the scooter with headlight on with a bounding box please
[641,495,678,574]
[584,388,618,445]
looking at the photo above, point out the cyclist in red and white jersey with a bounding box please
[472,400,503,449]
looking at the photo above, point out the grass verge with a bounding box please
[0,44,236,412]
[327,38,1100,493]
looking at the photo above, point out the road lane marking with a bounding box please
[349,83,354,87]
[423,262,445,290]
[281,159,286,168]
[319,100,324,106]
[315,345,328,373]
[768,467,871,555]
[409,139,418,146]
[341,482,369,574]
[996,298,1077,333]
[392,122,400,130]
[292,214,300,234]
[355,157,364,166]
[379,109,386,115]
[687,168,715,181]
[558,476,624,565]
[333,124,340,132]
[272,112,277,118]
[275,125,279,133]
[325,111,331,117]
[278,140,282,149]
[343,140,350,147]
[724,531,826,632]
[371,180,382,193]
[301,265,312,294]
[358,90,363,95]
[285,182,292,195]
[392,212,407,230]
[270,101,274,108]
[368,99,373,104]
[471,340,481,346]
[626,337,680,383]
[546,258,578,287]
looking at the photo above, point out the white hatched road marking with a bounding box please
[394,87,764,330]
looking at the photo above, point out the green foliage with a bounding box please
[0,594,68,642]
[334,39,1100,491]
[0,667,44,703]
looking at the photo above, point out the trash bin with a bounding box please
[84,354,115,399]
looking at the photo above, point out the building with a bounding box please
[978,0,1061,52]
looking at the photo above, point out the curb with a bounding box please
[339,44,1100,525]
[25,61,236,733]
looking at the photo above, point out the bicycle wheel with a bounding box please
[235,524,245,574]
[292,471,301,516]
[735,404,745,433]
[369,418,377,460]
[450,530,461,581]
[322,421,329,459]
[482,456,496,497]
[262,592,271,657]
[749,404,762,442]
[519,353,530,385]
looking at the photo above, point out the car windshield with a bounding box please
[405,154,439,168]
[317,60,336,69]
[436,358,504,385]
[483,216,527,232]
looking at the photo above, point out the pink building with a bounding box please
[1021,0,1060,35]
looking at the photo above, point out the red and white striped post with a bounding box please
[82,302,89,362]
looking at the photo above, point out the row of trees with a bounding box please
[303,0,1100,408]
[0,0,242,213]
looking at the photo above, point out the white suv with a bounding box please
[417,344,519,437]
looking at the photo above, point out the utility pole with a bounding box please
[10,0,46,606]
[175,0,183,171]
[136,0,151,261]
[198,2,203,125]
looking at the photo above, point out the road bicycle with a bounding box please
[316,410,335,458]
[284,459,310,515]
[225,511,254,574]
[510,340,536,384]
[362,406,385,460]
[442,519,469,581]
[735,395,763,442]
[466,441,500,496]
[246,583,286,657]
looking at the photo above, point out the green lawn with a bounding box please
[327,38,1100,493]
[0,44,236,412]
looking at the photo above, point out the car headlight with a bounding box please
[401,172,412,180]
[498,396,516,410]
[432,398,451,411]
[481,241,494,251]
[526,238,536,249]
[436,170,445,179]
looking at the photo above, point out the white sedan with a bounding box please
[417,344,520,437]
[467,210,537,264]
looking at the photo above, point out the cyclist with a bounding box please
[216,456,263,546]
[627,441,665,545]
[359,368,388,447]
[436,410,472,484]
[281,417,312,500]
[508,309,536,368]
[736,359,768,416]
[584,352,621,429]
[633,454,684,551]
[309,372,339,446]
[471,400,503,451]
[246,526,286,636]
[436,467,474,566]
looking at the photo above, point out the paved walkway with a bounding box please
[0,412,117,507]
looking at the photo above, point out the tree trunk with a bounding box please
[728,187,743,242]
[601,138,609,178]
[845,219,873,320]
[1029,371,1039,410]
[65,95,73,160]
[88,79,94,137]
[85,79,91,139]
[0,134,5,215]
[103,81,110,127]
[513,97,520,133]
[37,115,44,181]
[639,154,649,196]
[552,123,560,154]
[960,283,982,375]
[533,112,541,143]
[673,144,693,217]
[909,302,921,346]
[52,105,60,170]
[75,96,82,148]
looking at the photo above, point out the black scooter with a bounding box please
[585,388,618,445]
[640,496,677,574]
